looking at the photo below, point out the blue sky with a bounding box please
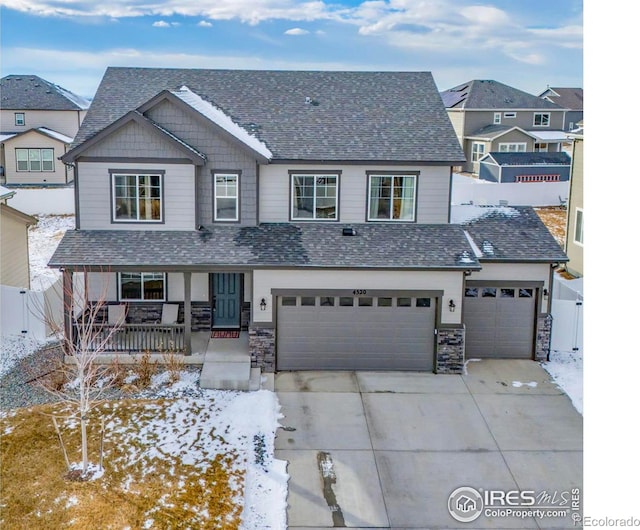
[0,0,583,99]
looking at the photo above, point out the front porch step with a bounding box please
[200,359,251,391]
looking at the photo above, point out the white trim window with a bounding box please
[574,208,583,245]
[498,143,527,152]
[368,174,416,221]
[291,174,338,220]
[112,173,163,222]
[214,173,239,221]
[16,148,54,172]
[471,142,486,162]
[533,112,550,127]
[504,112,517,118]
[493,112,502,124]
[119,272,166,301]
[15,113,25,126]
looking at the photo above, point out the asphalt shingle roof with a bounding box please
[71,67,465,163]
[441,80,565,111]
[0,75,90,111]
[49,223,481,270]
[487,152,571,166]
[462,206,567,262]
[541,88,583,111]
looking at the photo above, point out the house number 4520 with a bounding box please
[352,289,367,295]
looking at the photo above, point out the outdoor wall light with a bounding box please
[260,298,267,311]
[449,299,456,312]
[543,288,549,300]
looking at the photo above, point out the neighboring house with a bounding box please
[51,67,566,374]
[539,87,583,132]
[478,152,572,183]
[440,79,571,174]
[0,185,37,288]
[564,130,584,277]
[0,75,90,186]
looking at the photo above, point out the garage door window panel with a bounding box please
[482,288,497,297]
[519,288,534,298]
[465,288,479,297]
[358,297,373,307]
[416,298,431,307]
[320,297,335,307]
[282,296,297,306]
[301,297,316,306]
[500,289,515,298]
[339,297,354,307]
[397,297,412,307]
[377,297,393,307]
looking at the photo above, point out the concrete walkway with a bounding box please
[275,360,583,529]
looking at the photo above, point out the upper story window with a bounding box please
[533,113,550,127]
[112,172,163,222]
[493,112,501,124]
[119,272,166,301]
[16,148,54,172]
[368,174,416,222]
[14,113,25,126]
[574,208,583,245]
[471,142,486,162]
[214,173,239,221]
[291,173,338,220]
[498,143,527,153]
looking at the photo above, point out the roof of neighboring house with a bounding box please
[465,125,534,141]
[539,87,583,111]
[0,185,16,201]
[441,80,565,111]
[70,67,465,163]
[459,206,568,263]
[481,152,571,166]
[0,203,38,226]
[0,75,91,111]
[49,223,482,270]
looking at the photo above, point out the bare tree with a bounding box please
[36,268,126,477]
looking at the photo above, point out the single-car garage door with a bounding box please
[277,294,436,371]
[464,286,536,358]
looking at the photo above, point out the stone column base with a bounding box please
[535,314,553,362]
[436,326,465,374]
[249,326,275,372]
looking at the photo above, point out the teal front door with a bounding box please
[212,273,240,328]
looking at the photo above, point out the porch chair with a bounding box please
[107,304,127,328]
[159,304,180,325]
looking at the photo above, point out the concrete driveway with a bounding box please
[274,360,583,529]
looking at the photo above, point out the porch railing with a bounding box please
[77,323,186,353]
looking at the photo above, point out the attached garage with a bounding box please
[276,293,437,371]
[463,284,538,359]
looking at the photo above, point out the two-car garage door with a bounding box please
[276,294,436,371]
[464,286,537,359]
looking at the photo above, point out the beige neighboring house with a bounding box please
[0,75,90,186]
[0,186,37,288]
[565,131,584,277]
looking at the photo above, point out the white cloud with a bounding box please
[197,20,213,27]
[284,27,309,35]
[152,20,170,27]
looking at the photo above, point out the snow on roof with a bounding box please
[526,130,572,142]
[36,127,74,143]
[0,185,16,200]
[55,85,91,110]
[0,133,17,142]
[171,85,272,160]
[450,204,521,224]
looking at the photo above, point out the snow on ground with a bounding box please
[0,334,57,378]
[543,349,583,414]
[28,214,75,291]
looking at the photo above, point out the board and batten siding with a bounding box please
[252,269,464,325]
[146,99,259,226]
[259,164,451,224]
[466,262,552,313]
[77,161,196,230]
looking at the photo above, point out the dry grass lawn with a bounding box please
[534,206,568,247]
[1,398,243,529]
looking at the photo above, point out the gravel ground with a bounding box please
[0,344,205,411]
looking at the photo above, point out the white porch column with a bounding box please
[183,272,192,355]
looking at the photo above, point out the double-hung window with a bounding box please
[368,174,417,221]
[15,113,25,126]
[291,173,338,220]
[112,172,163,222]
[471,142,486,162]
[493,112,501,124]
[16,148,54,172]
[119,273,166,301]
[574,208,583,245]
[214,173,239,221]
[533,113,550,127]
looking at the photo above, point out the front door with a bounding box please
[212,273,240,328]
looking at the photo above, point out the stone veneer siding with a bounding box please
[249,326,275,372]
[436,326,465,374]
[535,314,552,362]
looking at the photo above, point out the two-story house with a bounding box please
[538,87,583,132]
[0,75,90,186]
[440,79,570,175]
[51,67,566,375]
[564,130,584,277]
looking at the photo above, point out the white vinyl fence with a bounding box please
[452,173,569,207]
[6,187,75,215]
[0,278,63,340]
[550,276,583,354]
